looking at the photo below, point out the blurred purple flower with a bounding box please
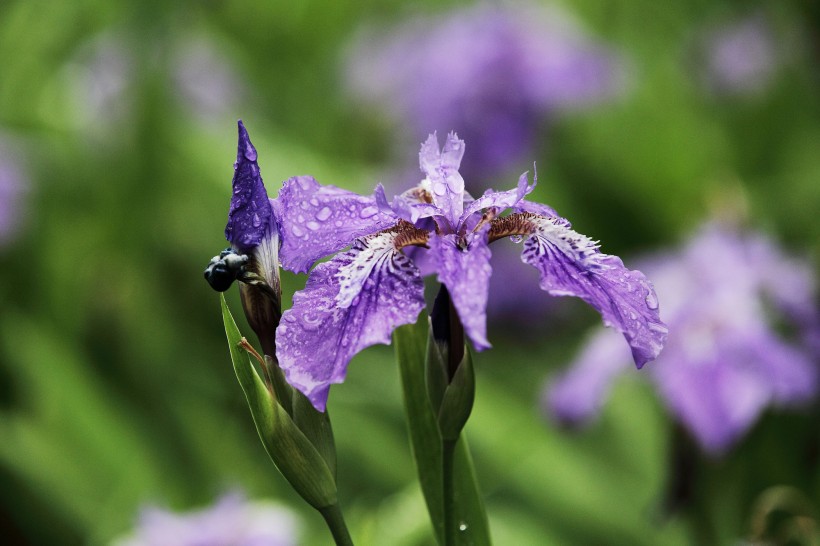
[0,138,28,247]
[546,224,819,454]
[701,14,779,95]
[64,34,133,130]
[115,492,299,546]
[274,132,665,411]
[343,2,625,183]
[171,37,245,124]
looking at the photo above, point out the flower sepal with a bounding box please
[291,386,338,480]
[436,348,476,443]
[220,294,337,510]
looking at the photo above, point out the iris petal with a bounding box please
[276,175,396,273]
[224,121,272,251]
[276,231,426,411]
[521,215,667,367]
[430,228,493,350]
[419,132,466,228]
[460,171,534,225]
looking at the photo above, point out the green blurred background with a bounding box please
[0,0,818,544]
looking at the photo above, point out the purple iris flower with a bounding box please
[343,2,625,183]
[115,492,299,546]
[171,36,245,125]
[699,14,779,96]
[547,224,819,454]
[274,132,666,411]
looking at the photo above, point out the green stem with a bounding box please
[443,438,458,546]
[319,503,354,546]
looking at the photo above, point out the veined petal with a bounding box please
[224,121,272,251]
[419,132,466,228]
[460,170,535,225]
[514,199,559,218]
[275,230,426,411]
[430,228,493,350]
[276,175,396,273]
[521,216,667,367]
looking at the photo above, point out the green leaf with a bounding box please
[220,294,337,509]
[394,314,491,546]
[291,387,338,480]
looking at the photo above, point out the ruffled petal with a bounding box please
[276,230,426,411]
[460,170,534,225]
[276,175,396,273]
[521,215,667,367]
[429,228,493,350]
[514,199,559,218]
[224,121,272,251]
[384,185,445,225]
[419,132,466,228]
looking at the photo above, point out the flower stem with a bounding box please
[443,438,458,546]
[319,503,354,546]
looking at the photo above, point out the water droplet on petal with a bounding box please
[244,142,257,161]
[251,213,261,227]
[310,198,319,206]
[433,182,447,195]
[302,312,322,331]
[645,291,659,310]
[307,221,320,231]
[316,207,332,221]
[292,225,305,237]
[360,206,378,219]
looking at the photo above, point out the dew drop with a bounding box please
[458,522,468,532]
[251,213,261,227]
[291,225,305,237]
[302,313,322,331]
[316,207,332,221]
[307,221,320,231]
[645,291,659,310]
[360,206,378,219]
[433,182,447,195]
[310,198,320,207]
[243,142,257,161]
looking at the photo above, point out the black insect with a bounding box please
[204,247,249,292]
